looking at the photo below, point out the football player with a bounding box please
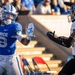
[0,4,35,75]
[46,3,75,75]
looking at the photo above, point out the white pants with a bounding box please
[0,54,23,75]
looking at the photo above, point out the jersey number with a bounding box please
[0,37,7,47]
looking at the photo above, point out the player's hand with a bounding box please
[26,23,35,40]
[46,31,55,40]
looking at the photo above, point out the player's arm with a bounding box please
[16,23,35,45]
[21,38,30,45]
[46,31,75,48]
[16,35,30,45]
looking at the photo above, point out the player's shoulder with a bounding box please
[11,22,22,30]
[13,22,22,26]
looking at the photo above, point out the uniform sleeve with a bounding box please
[11,23,22,39]
[15,23,22,36]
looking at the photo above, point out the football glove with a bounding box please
[46,31,74,48]
[26,23,35,40]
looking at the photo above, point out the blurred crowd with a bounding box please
[0,0,75,15]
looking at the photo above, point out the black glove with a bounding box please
[46,31,55,40]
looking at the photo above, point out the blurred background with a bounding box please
[1,0,75,75]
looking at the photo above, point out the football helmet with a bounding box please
[1,5,17,25]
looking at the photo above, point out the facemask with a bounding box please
[3,19,12,25]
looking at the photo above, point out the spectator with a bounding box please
[51,0,61,15]
[21,0,36,14]
[12,0,31,15]
[34,0,43,7]
[34,0,52,14]
[54,6,60,15]
[12,0,26,11]
[2,0,13,6]
[51,0,57,8]
[58,0,70,14]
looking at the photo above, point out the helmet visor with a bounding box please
[2,12,14,20]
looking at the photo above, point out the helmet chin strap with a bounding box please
[3,19,13,25]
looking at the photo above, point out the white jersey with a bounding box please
[70,21,75,55]
[35,2,52,14]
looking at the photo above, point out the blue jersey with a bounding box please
[21,0,34,10]
[0,22,22,55]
